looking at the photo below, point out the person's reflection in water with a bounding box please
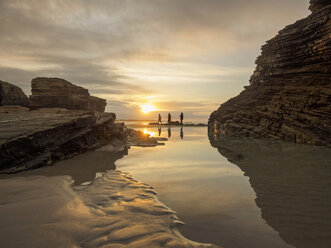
[168,127,171,138]
[158,127,162,137]
[180,127,184,139]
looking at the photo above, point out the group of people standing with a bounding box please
[158,112,184,125]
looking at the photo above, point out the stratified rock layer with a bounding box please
[209,2,331,147]
[30,77,106,112]
[0,106,162,173]
[0,80,30,106]
[0,107,125,173]
[310,0,330,12]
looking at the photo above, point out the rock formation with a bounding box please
[0,106,161,173]
[0,80,30,106]
[209,1,331,147]
[0,107,123,172]
[209,135,331,248]
[30,77,107,112]
[310,0,330,12]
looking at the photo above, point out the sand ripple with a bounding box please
[0,171,218,248]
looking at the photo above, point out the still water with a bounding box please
[1,124,330,248]
[118,124,331,248]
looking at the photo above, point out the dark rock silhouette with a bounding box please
[0,107,125,173]
[30,77,106,112]
[0,80,30,107]
[209,134,331,248]
[17,146,128,186]
[310,0,330,12]
[209,1,331,147]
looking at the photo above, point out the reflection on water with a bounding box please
[1,123,330,248]
[118,125,331,248]
[151,126,184,140]
[117,126,290,248]
[143,128,155,137]
[143,126,184,140]
[168,127,172,138]
[0,147,127,186]
[209,135,331,248]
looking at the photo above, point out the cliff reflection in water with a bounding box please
[209,134,331,248]
[2,147,128,186]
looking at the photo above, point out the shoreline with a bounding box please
[0,156,218,247]
[0,106,163,174]
[0,114,218,248]
[148,123,207,127]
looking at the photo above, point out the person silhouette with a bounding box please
[158,127,162,136]
[180,112,184,125]
[180,127,184,139]
[158,114,162,124]
[168,113,171,124]
[168,127,171,138]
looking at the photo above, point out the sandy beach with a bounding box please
[0,144,217,248]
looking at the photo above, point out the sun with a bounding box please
[140,103,157,114]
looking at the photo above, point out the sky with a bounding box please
[0,0,310,121]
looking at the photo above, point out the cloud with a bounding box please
[0,0,310,120]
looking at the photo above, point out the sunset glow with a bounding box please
[143,128,155,137]
[0,0,309,121]
[140,103,157,114]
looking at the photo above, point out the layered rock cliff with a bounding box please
[0,107,126,173]
[0,80,30,106]
[30,77,106,112]
[0,106,162,173]
[209,0,331,147]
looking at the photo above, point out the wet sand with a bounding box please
[0,145,216,248]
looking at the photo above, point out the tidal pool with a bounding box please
[117,124,331,248]
[0,124,330,248]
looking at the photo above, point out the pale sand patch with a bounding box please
[0,170,218,248]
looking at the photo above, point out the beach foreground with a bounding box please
[0,168,216,248]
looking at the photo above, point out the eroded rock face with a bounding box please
[0,107,123,173]
[209,3,331,147]
[0,107,164,173]
[30,77,106,112]
[0,80,30,106]
[310,0,330,12]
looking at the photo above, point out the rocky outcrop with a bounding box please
[0,106,162,173]
[0,80,30,106]
[209,1,331,147]
[88,95,106,112]
[310,0,330,12]
[0,107,125,173]
[30,77,106,112]
[209,135,331,248]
